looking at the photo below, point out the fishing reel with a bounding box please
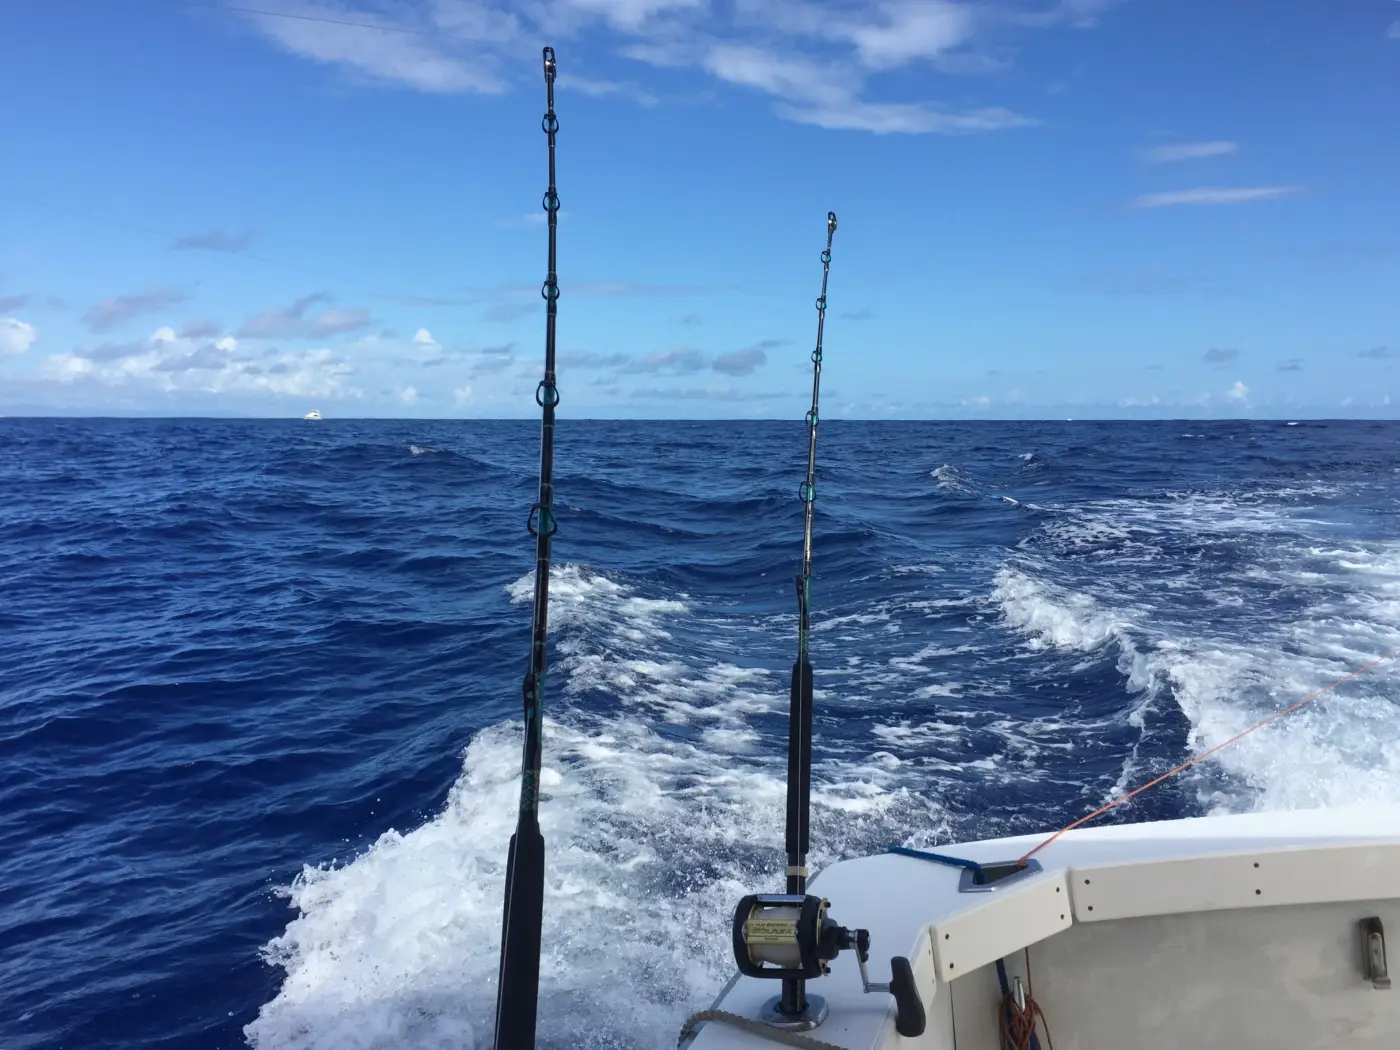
[732,894,926,1037]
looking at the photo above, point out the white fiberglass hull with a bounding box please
[688,806,1400,1049]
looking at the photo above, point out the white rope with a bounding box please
[678,1009,847,1050]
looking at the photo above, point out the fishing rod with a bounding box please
[783,210,838,1019]
[726,214,926,1038]
[493,45,561,1050]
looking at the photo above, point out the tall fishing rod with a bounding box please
[781,210,838,1020]
[493,45,561,1050]
[724,215,926,1040]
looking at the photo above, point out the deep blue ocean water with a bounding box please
[3,418,1398,1050]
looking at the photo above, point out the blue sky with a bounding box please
[1,0,1397,419]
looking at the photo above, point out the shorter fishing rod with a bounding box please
[726,214,926,1039]
[493,45,561,1050]
[782,210,837,1019]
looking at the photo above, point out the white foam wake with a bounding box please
[246,565,944,1050]
[993,492,1400,816]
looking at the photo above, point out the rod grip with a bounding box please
[494,819,545,1050]
[786,659,814,859]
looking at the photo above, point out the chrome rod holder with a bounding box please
[1362,917,1391,990]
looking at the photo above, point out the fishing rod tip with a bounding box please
[543,46,557,80]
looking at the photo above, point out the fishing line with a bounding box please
[1019,645,1400,864]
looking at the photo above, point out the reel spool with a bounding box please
[731,894,859,981]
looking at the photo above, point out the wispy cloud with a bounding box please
[238,2,516,94]
[630,383,778,401]
[237,294,371,339]
[622,346,708,373]
[841,308,872,320]
[1276,358,1304,372]
[1130,186,1303,209]
[1203,347,1239,363]
[178,319,224,339]
[1359,346,1395,360]
[227,0,1103,135]
[496,211,548,230]
[172,229,256,253]
[564,352,631,368]
[0,294,28,312]
[374,292,469,307]
[559,74,658,106]
[471,279,706,323]
[1140,140,1237,163]
[1388,19,1400,40]
[712,344,769,376]
[83,287,189,332]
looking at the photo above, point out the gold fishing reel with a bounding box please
[732,894,854,980]
[731,893,927,1037]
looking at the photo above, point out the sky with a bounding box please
[1,0,1397,419]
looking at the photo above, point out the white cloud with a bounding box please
[412,328,440,347]
[1130,186,1302,209]
[1389,20,1400,40]
[1225,379,1249,405]
[399,385,420,404]
[961,394,990,407]
[38,353,94,381]
[36,326,359,399]
[778,99,1032,134]
[1118,394,1161,407]
[843,0,977,70]
[560,0,706,33]
[242,2,516,94]
[699,40,1033,134]
[1141,140,1237,163]
[1,317,36,356]
[230,0,1076,135]
[453,384,474,406]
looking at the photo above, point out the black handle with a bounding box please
[889,955,926,1038]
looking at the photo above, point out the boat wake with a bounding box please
[247,457,1400,1050]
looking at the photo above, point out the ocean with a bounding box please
[3,418,1398,1050]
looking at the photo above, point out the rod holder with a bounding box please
[1362,917,1391,990]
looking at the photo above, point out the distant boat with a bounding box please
[303,410,323,420]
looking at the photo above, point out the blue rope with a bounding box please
[886,844,985,879]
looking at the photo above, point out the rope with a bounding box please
[886,844,985,878]
[678,1010,848,1050]
[995,950,1053,1050]
[1018,646,1400,864]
